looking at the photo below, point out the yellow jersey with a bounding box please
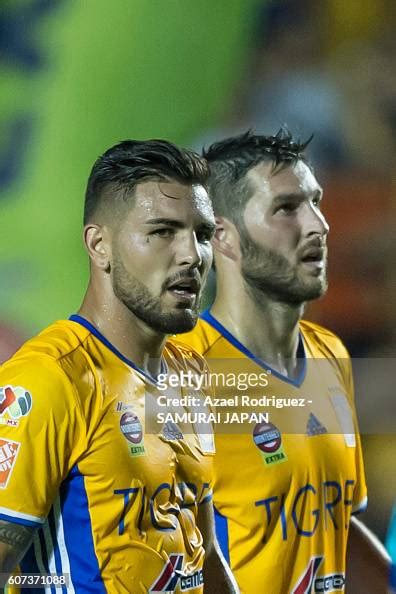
[0,315,214,594]
[179,310,367,594]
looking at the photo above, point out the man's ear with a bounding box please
[83,224,111,271]
[212,216,241,262]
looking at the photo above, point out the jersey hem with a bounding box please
[0,509,44,528]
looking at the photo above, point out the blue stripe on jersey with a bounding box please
[0,512,42,528]
[200,309,307,387]
[20,527,59,594]
[60,465,106,593]
[47,507,68,594]
[214,506,230,565]
[20,542,45,594]
[38,528,49,574]
[38,528,56,594]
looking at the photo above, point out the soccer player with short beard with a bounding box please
[180,130,389,593]
[0,139,238,593]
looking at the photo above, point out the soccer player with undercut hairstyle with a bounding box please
[0,139,238,593]
[180,129,389,593]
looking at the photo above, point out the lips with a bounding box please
[165,274,201,304]
[300,247,324,263]
[166,277,200,294]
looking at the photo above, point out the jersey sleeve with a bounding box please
[0,354,86,527]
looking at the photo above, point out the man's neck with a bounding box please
[211,281,304,378]
[78,286,167,378]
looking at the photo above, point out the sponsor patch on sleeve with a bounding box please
[0,386,32,427]
[0,438,21,488]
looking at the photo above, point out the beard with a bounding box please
[111,258,200,334]
[239,229,328,306]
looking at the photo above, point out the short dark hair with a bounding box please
[84,139,209,224]
[202,128,313,226]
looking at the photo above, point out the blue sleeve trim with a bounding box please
[351,509,365,516]
[352,498,368,515]
[0,512,41,528]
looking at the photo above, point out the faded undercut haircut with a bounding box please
[84,139,209,224]
[202,128,313,227]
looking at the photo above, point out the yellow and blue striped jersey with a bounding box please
[0,315,214,593]
[179,310,367,594]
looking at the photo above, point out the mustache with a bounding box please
[163,270,202,291]
[300,236,327,249]
[298,236,327,257]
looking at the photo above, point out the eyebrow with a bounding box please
[145,218,185,228]
[144,218,216,232]
[273,190,323,204]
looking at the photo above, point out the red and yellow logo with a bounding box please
[0,438,20,488]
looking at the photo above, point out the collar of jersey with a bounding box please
[200,309,307,387]
[69,314,167,387]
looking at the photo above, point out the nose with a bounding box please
[305,202,330,238]
[175,231,202,269]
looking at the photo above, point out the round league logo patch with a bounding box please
[120,412,143,444]
[253,422,282,453]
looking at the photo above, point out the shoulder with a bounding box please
[176,317,220,356]
[300,319,350,360]
[0,320,92,408]
[21,319,90,361]
[4,320,90,364]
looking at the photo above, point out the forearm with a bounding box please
[346,516,390,593]
[203,545,239,594]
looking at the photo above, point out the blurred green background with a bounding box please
[0,0,258,334]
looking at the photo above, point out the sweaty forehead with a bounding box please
[247,160,321,200]
[131,180,214,221]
